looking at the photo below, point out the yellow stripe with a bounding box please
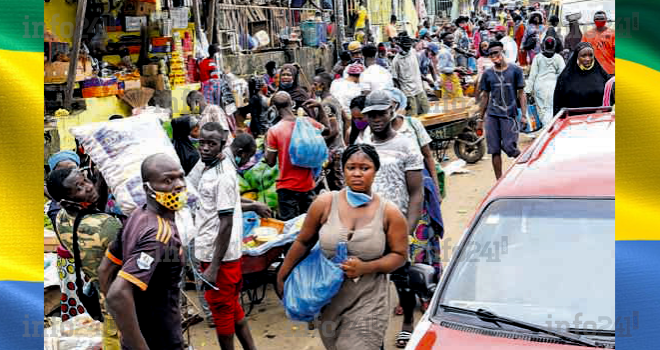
[105,250,123,266]
[156,217,163,241]
[118,271,148,291]
[616,58,658,240]
[0,49,43,282]
[162,221,172,244]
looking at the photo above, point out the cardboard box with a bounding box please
[44,60,93,83]
[123,16,148,32]
[142,64,159,76]
[124,0,157,16]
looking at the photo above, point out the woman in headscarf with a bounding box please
[171,115,200,175]
[553,42,611,115]
[524,37,566,126]
[278,63,311,113]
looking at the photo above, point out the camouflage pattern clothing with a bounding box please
[55,209,122,284]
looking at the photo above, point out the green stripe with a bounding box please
[0,2,43,52]
[617,0,660,72]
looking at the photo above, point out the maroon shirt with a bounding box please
[115,205,185,350]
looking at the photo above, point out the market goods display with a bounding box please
[240,160,279,210]
[70,113,199,215]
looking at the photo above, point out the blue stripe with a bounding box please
[616,241,659,347]
[0,281,43,349]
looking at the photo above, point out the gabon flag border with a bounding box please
[0,0,50,348]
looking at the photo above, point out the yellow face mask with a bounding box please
[146,183,188,211]
[578,60,595,71]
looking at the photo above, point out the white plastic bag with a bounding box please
[70,113,199,215]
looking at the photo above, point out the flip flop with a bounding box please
[396,331,412,348]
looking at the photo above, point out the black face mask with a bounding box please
[495,34,505,40]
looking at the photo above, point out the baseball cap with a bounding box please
[494,25,506,32]
[348,41,362,52]
[427,43,439,54]
[385,87,407,110]
[362,90,394,114]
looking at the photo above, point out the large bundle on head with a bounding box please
[70,113,199,243]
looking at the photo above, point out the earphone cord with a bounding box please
[495,68,521,133]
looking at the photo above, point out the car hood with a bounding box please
[409,321,602,350]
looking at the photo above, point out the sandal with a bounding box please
[396,331,412,348]
[394,304,404,316]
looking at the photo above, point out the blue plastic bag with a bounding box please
[516,105,543,133]
[467,57,477,72]
[283,242,347,321]
[289,117,329,168]
[243,211,260,238]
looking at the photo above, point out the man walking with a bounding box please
[582,11,615,74]
[479,41,527,180]
[392,32,430,117]
[187,124,260,350]
[265,92,330,220]
[107,153,187,350]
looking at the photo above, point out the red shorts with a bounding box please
[200,260,245,335]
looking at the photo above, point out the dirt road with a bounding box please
[188,137,534,350]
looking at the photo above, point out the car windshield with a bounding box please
[437,198,615,331]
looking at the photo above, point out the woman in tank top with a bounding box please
[277,144,408,350]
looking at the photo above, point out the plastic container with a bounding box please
[260,218,285,234]
[300,21,320,47]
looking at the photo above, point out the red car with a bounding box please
[407,107,615,350]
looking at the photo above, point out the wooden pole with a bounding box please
[207,0,217,44]
[64,0,88,110]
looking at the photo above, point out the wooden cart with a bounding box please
[416,98,486,164]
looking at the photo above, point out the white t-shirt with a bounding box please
[361,132,424,216]
[330,78,364,120]
[187,152,243,262]
[360,64,395,93]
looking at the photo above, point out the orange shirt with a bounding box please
[582,28,615,74]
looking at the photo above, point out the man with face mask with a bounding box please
[107,153,187,350]
[494,25,518,64]
[453,16,472,68]
[47,167,122,349]
[392,32,430,117]
[314,72,348,190]
[437,32,465,99]
[581,11,615,74]
[359,90,424,348]
[187,90,235,146]
[186,125,264,350]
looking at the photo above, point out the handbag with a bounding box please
[71,211,105,322]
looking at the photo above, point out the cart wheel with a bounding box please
[454,132,485,164]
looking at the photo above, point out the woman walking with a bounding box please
[524,37,566,126]
[553,42,611,115]
[277,144,408,350]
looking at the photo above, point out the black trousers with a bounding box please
[277,189,314,221]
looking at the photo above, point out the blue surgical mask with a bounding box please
[235,156,242,166]
[346,187,372,207]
